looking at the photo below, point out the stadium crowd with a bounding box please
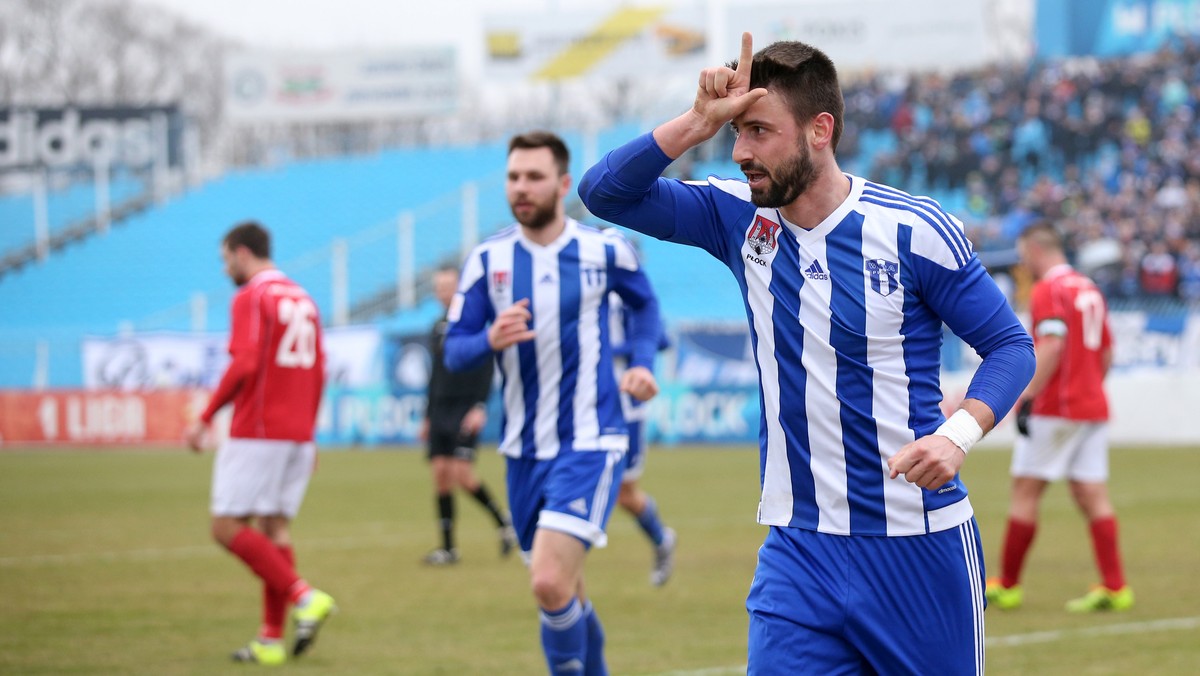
[843,38,1200,304]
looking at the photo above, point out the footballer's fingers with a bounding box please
[489,321,535,350]
[699,67,728,98]
[887,443,916,480]
[734,32,755,82]
[503,297,533,321]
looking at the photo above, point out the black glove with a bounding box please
[1015,399,1033,437]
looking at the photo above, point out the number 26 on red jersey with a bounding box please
[276,297,318,369]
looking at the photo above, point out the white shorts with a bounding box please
[1011,416,1108,482]
[211,438,317,518]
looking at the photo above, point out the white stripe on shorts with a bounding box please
[958,520,985,675]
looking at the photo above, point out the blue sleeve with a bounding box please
[610,265,662,371]
[579,132,746,262]
[916,255,1035,422]
[610,305,632,358]
[444,265,495,372]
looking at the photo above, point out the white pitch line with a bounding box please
[986,615,1200,647]
[645,616,1200,676]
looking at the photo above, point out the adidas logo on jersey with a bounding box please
[539,273,555,284]
[567,498,588,516]
[804,260,829,281]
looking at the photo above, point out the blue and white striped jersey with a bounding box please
[444,218,662,460]
[580,133,1033,537]
[609,292,669,423]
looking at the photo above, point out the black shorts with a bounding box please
[427,408,479,462]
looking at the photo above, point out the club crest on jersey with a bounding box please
[492,270,509,294]
[865,258,900,296]
[746,215,780,256]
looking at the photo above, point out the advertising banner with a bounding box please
[0,389,204,446]
[315,332,430,445]
[83,333,227,391]
[733,0,990,73]
[0,106,182,172]
[224,48,458,122]
[648,323,759,444]
[82,326,385,391]
[1036,0,1200,58]
[484,4,708,82]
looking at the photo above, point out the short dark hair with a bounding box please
[1018,221,1063,252]
[732,41,844,151]
[223,221,271,259]
[508,130,570,175]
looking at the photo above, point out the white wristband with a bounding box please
[935,409,984,454]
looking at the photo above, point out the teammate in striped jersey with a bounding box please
[985,222,1132,613]
[609,290,677,586]
[580,35,1035,674]
[444,131,662,675]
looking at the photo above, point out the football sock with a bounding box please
[999,518,1037,588]
[635,495,666,546]
[437,493,455,551]
[583,601,607,676]
[260,545,294,640]
[540,597,587,675]
[1089,516,1126,591]
[228,527,304,600]
[469,483,508,528]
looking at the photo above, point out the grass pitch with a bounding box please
[1,445,1197,674]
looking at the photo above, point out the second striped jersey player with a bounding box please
[442,131,661,675]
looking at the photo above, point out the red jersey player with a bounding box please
[986,222,1133,612]
[185,221,336,664]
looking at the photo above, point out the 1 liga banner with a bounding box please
[0,390,206,446]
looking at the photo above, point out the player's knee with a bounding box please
[210,518,240,548]
[529,568,574,609]
[617,483,642,511]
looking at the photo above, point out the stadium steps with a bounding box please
[0,189,156,280]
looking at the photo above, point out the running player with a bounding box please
[610,290,677,586]
[444,130,662,675]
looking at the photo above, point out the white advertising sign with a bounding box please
[82,326,384,391]
[731,0,991,73]
[224,48,458,122]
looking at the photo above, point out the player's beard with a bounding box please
[743,141,820,208]
[228,265,248,287]
[509,193,558,231]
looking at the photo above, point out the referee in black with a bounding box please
[421,265,516,565]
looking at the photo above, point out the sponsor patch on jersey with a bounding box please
[746,214,780,256]
[865,258,899,296]
[803,260,829,281]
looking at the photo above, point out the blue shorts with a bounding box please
[622,420,646,482]
[747,520,986,675]
[506,449,625,554]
